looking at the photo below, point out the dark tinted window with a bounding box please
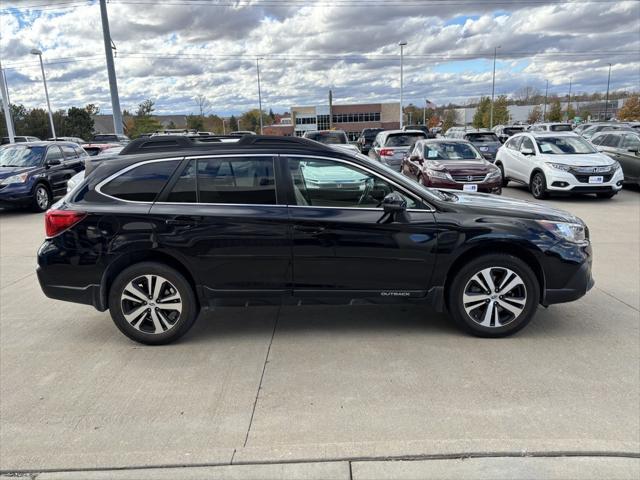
[385,133,426,147]
[602,134,621,147]
[45,146,64,162]
[465,133,499,142]
[197,157,276,205]
[549,124,573,132]
[167,161,197,203]
[94,134,118,142]
[102,160,179,202]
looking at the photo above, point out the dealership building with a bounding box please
[264,102,401,140]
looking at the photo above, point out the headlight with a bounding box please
[426,168,451,180]
[538,220,588,245]
[486,168,502,179]
[546,163,571,172]
[611,161,621,171]
[0,173,29,185]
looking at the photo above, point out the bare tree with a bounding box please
[513,86,540,104]
[195,95,210,118]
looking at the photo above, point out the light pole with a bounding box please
[399,41,407,128]
[99,0,123,135]
[256,57,263,134]
[604,63,612,120]
[30,49,56,139]
[0,61,15,143]
[567,77,572,122]
[489,45,501,129]
[543,79,549,122]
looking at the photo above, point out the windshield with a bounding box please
[385,133,426,147]
[549,124,573,132]
[536,136,596,154]
[425,142,483,160]
[93,134,118,142]
[306,132,347,144]
[465,133,499,143]
[0,146,45,167]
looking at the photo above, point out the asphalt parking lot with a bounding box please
[1,186,639,478]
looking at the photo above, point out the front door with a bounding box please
[43,146,71,194]
[284,156,438,297]
[151,155,292,299]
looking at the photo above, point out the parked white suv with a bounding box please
[495,132,624,199]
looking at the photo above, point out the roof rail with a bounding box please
[119,134,336,155]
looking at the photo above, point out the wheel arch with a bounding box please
[443,241,545,309]
[99,250,199,311]
[529,167,546,185]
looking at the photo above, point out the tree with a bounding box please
[129,99,162,138]
[472,97,491,128]
[513,86,540,105]
[565,104,576,122]
[618,95,640,121]
[195,95,210,118]
[239,109,271,133]
[84,104,100,116]
[186,114,204,131]
[442,109,458,132]
[228,115,239,132]
[547,99,563,122]
[527,106,543,124]
[268,108,275,121]
[65,107,95,140]
[492,95,510,125]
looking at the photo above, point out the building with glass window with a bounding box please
[289,103,401,140]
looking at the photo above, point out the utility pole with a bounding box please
[399,41,407,128]
[543,80,549,122]
[100,0,123,135]
[604,63,612,120]
[30,49,55,139]
[0,62,15,143]
[328,89,333,130]
[256,57,263,134]
[567,77,572,121]
[489,46,500,129]
[423,100,426,126]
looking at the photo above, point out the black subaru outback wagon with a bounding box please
[37,135,593,345]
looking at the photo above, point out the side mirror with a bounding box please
[381,192,407,214]
[409,154,421,162]
[521,147,534,156]
[46,158,62,167]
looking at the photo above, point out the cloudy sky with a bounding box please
[1,0,639,116]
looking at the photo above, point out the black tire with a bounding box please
[596,191,616,199]
[31,183,51,212]
[447,254,540,338]
[530,171,548,199]
[108,262,198,345]
[496,163,509,187]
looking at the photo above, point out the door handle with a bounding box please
[165,216,202,226]
[293,225,327,234]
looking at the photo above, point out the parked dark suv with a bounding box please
[37,135,594,344]
[0,141,87,211]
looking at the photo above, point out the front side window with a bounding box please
[288,158,417,209]
[520,137,535,153]
[167,157,276,205]
[536,136,596,155]
[622,134,640,150]
[506,136,523,150]
[102,160,180,202]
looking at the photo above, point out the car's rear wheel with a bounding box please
[31,184,51,212]
[109,262,198,345]
[448,254,540,337]
[530,172,548,199]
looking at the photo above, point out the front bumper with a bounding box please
[543,259,594,305]
[422,176,502,193]
[0,183,34,206]
[545,167,624,193]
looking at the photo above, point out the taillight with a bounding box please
[380,148,395,156]
[45,210,87,238]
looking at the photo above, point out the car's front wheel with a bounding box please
[31,184,51,212]
[530,171,548,199]
[448,254,540,337]
[496,162,509,187]
[108,262,198,345]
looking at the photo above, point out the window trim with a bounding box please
[95,157,184,204]
[283,154,435,212]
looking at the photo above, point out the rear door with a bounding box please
[150,155,291,300]
[618,134,640,182]
[284,155,438,297]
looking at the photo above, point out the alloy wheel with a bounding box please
[531,174,544,197]
[463,267,527,328]
[36,186,50,210]
[120,274,183,334]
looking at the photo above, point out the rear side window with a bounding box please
[102,160,180,202]
[506,136,523,150]
[167,157,276,205]
[61,145,78,159]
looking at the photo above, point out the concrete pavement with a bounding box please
[1,186,638,477]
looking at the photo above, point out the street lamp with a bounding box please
[604,63,612,120]
[30,48,56,139]
[489,45,501,129]
[399,41,407,129]
[256,57,263,135]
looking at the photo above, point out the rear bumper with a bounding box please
[37,265,100,307]
[543,256,594,305]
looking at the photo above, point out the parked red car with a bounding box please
[401,139,503,194]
